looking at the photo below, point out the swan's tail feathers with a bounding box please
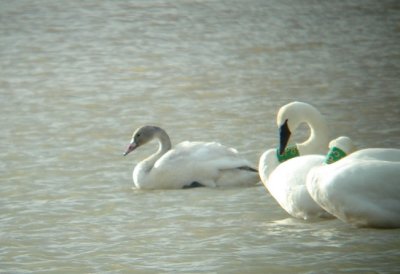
[237,166,258,173]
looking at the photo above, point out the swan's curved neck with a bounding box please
[144,128,171,170]
[134,128,172,184]
[296,109,330,155]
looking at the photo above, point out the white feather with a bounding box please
[307,141,400,228]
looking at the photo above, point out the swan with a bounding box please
[307,137,400,228]
[259,101,330,183]
[123,125,260,189]
[258,101,332,219]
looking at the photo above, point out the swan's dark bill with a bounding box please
[279,119,291,155]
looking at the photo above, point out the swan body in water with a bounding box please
[124,125,260,189]
[266,154,332,219]
[307,136,400,228]
[259,102,332,219]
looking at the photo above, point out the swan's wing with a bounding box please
[155,141,252,170]
[267,155,327,219]
[308,159,400,227]
[271,155,325,189]
[149,141,256,188]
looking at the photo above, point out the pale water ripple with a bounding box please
[1,0,399,273]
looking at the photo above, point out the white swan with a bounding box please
[259,102,332,219]
[259,101,330,183]
[123,125,260,189]
[307,137,400,228]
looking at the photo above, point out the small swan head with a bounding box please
[123,126,161,156]
[325,136,356,164]
[329,136,356,155]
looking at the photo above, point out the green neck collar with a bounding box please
[276,145,300,163]
[325,147,347,164]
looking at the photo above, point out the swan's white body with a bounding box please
[267,155,332,219]
[307,146,400,228]
[125,126,260,189]
[259,102,331,219]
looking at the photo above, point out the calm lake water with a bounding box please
[1,0,399,273]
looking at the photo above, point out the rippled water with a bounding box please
[1,0,400,273]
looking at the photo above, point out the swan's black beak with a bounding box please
[123,142,138,156]
[279,119,291,155]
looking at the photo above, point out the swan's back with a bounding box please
[346,148,400,162]
[156,141,250,169]
[307,157,400,228]
[152,141,259,188]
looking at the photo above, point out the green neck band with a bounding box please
[276,145,300,163]
[325,147,347,164]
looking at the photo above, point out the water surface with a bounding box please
[1,0,399,273]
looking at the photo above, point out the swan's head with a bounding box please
[329,136,356,155]
[123,126,160,156]
[325,136,356,164]
[276,101,322,155]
